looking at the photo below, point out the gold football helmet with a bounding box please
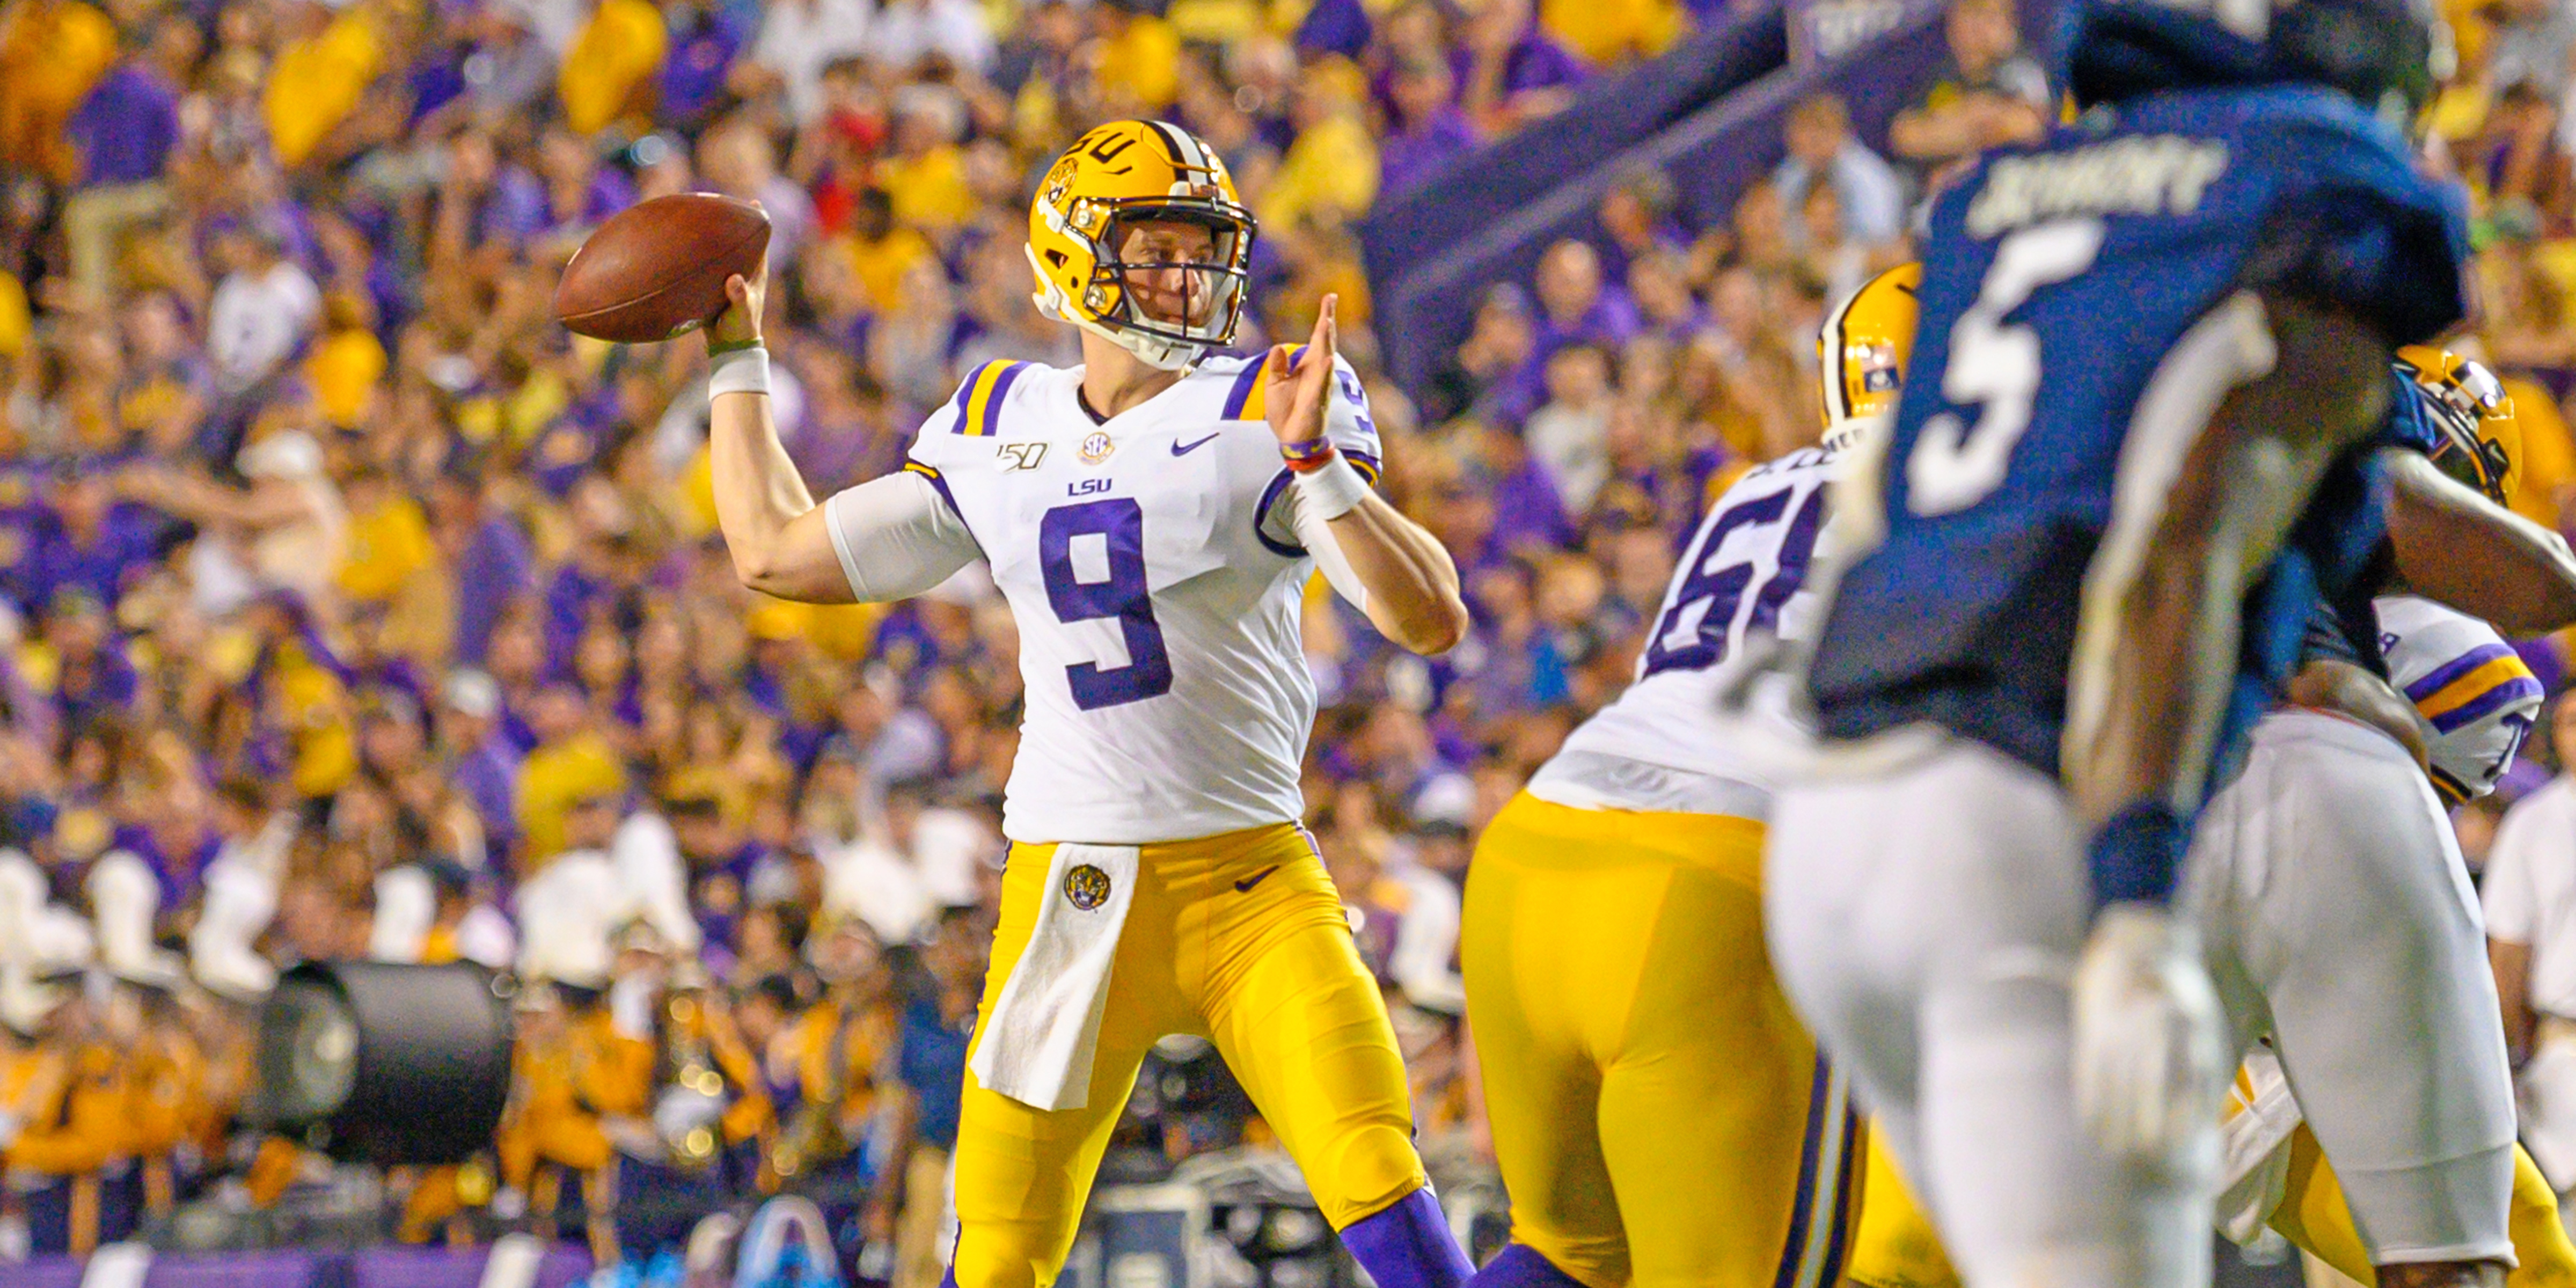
[2395,345,2521,506]
[1818,263,1922,442]
[1027,120,1257,371]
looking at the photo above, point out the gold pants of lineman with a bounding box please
[1846,1110,2576,1288]
[1462,792,1860,1288]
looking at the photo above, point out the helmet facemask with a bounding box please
[1033,195,1256,371]
[2400,351,2517,504]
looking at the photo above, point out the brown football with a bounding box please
[554,193,770,343]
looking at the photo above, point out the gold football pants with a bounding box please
[1844,1123,2576,1288]
[950,822,1427,1288]
[1462,792,1859,1288]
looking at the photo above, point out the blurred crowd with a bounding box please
[4,0,2576,1274]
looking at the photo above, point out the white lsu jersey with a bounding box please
[895,352,1380,845]
[2377,594,2544,804]
[1528,438,1840,818]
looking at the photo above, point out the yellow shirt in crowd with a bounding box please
[1094,12,1182,115]
[841,226,939,315]
[274,641,358,799]
[0,270,29,358]
[0,0,115,183]
[337,489,435,605]
[880,145,980,235]
[2505,374,2576,530]
[265,8,383,168]
[516,732,627,867]
[305,327,387,429]
[1542,0,1682,64]
[559,0,669,136]
[1259,110,1380,232]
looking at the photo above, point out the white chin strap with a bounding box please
[1069,308,1206,371]
[1025,245,1211,372]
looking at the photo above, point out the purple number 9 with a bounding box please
[1041,499,1175,709]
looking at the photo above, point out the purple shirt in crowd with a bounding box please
[1450,27,1587,104]
[27,509,165,610]
[1378,110,1481,201]
[451,734,521,859]
[661,10,747,127]
[452,512,536,668]
[1533,288,1643,363]
[68,63,180,188]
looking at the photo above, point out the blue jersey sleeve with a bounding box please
[2375,365,2445,454]
[2240,98,2470,346]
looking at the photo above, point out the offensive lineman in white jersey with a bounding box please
[693,119,1476,1288]
[1457,267,1917,1288]
[2183,349,2570,1286]
[2207,586,2565,1287]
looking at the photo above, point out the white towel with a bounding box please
[2214,1048,2302,1245]
[967,843,1140,1110]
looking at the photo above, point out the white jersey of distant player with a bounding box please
[1531,440,1839,815]
[892,352,1380,845]
[2377,594,2545,803]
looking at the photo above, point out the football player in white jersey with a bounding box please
[2206,584,2565,1288]
[2184,349,2567,1288]
[1457,266,1916,1288]
[693,120,1474,1288]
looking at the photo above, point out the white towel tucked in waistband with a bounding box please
[968,842,1140,1111]
[2215,1046,2302,1246]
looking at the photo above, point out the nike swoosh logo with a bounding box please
[1173,432,1221,456]
[1233,865,1280,893]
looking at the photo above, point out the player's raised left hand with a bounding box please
[1264,294,1338,449]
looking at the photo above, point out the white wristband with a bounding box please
[1294,453,1371,521]
[708,345,771,399]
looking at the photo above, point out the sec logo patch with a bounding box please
[1079,431,1115,466]
[1064,863,1113,911]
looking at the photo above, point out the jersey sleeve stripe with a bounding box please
[951,362,996,434]
[979,361,1028,437]
[1221,360,1265,420]
[960,361,1025,437]
[2402,641,2519,704]
[903,460,964,520]
[1254,469,1305,558]
[1343,448,1381,485]
[2425,671,2545,734]
[1226,346,1313,422]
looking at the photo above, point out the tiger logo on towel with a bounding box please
[1064,864,1113,911]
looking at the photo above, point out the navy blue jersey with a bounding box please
[2297,366,2446,674]
[1809,83,2468,779]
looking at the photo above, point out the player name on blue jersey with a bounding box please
[1808,84,2470,779]
[1964,135,2230,239]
